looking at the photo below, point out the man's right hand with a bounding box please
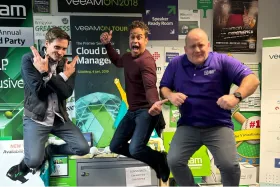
[168,92,187,107]
[100,30,112,45]
[30,46,48,73]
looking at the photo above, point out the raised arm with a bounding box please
[100,30,123,67]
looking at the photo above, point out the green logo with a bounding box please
[15,172,22,178]
[167,5,176,15]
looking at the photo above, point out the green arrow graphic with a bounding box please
[168,5,176,15]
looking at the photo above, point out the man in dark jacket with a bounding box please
[6,27,89,182]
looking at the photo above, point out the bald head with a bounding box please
[183,28,210,65]
[185,28,209,45]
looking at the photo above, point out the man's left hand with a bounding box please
[217,94,240,110]
[64,55,79,78]
[148,99,168,116]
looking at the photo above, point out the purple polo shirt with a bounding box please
[160,52,253,129]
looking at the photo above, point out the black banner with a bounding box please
[58,0,144,13]
[33,0,50,13]
[0,0,32,27]
[70,16,139,100]
[70,16,138,147]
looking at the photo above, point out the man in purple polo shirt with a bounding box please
[160,28,260,186]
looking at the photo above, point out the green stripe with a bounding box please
[0,136,12,140]
[263,38,280,47]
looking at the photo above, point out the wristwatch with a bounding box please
[233,92,242,102]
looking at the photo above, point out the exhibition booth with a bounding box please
[0,0,278,186]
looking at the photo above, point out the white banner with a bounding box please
[178,9,200,39]
[164,47,181,69]
[0,27,34,47]
[33,16,71,39]
[0,140,44,186]
[33,16,72,56]
[146,46,164,89]
[259,37,280,186]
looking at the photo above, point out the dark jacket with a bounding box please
[21,50,75,122]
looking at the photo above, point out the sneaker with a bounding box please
[159,152,170,183]
[6,164,29,183]
[155,168,161,179]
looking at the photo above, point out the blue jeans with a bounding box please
[110,109,164,171]
[23,116,89,169]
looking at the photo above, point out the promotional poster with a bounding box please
[0,0,34,140]
[143,0,178,40]
[178,9,200,39]
[70,16,138,147]
[0,140,44,186]
[33,16,71,57]
[213,0,258,52]
[259,37,280,186]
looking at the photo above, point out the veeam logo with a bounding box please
[75,25,128,32]
[269,54,280,59]
[65,0,139,7]
[0,4,26,19]
[188,157,203,167]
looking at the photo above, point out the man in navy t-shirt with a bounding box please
[160,28,260,186]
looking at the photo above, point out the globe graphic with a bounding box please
[75,92,122,148]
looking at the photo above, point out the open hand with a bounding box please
[30,46,48,73]
[64,55,79,78]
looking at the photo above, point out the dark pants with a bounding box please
[110,109,165,172]
[23,116,89,169]
[167,125,240,186]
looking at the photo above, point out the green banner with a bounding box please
[163,131,211,177]
[0,0,34,140]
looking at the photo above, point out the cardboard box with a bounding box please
[240,162,257,185]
